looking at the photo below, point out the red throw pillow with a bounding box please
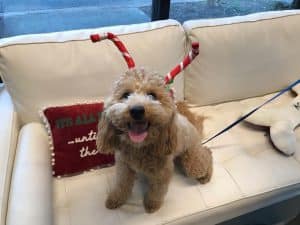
[41,102,114,177]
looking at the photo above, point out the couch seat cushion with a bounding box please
[53,92,300,225]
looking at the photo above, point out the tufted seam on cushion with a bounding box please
[222,166,245,196]
[54,207,71,225]
[54,179,69,208]
[195,162,244,210]
[53,179,71,225]
[194,184,209,209]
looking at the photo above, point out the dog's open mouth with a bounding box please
[128,121,149,143]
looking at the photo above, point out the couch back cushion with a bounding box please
[0,20,186,124]
[184,10,300,106]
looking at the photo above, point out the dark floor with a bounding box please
[0,0,297,38]
[287,213,300,225]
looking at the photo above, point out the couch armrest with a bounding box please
[0,85,20,225]
[6,123,52,225]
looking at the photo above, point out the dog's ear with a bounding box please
[157,113,177,156]
[96,111,117,154]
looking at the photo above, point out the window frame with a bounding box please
[151,0,171,21]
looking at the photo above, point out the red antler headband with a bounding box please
[90,33,199,84]
[90,32,135,69]
[164,42,199,85]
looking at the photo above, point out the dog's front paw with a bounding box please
[197,163,213,184]
[197,173,211,184]
[143,197,162,213]
[105,195,125,209]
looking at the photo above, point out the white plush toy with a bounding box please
[245,85,300,156]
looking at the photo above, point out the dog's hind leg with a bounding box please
[178,144,213,184]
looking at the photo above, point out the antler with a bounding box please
[90,33,199,86]
[165,42,199,85]
[90,32,135,69]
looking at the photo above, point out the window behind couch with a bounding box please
[0,0,299,38]
[167,0,297,23]
[0,0,152,38]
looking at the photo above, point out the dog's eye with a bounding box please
[147,92,157,100]
[121,92,131,100]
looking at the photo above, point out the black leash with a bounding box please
[202,79,300,145]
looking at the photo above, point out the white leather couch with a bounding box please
[1,10,300,225]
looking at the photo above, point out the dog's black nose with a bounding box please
[130,105,145,120]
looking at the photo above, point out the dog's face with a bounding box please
[99,69,176,151]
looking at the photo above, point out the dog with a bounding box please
[97,68,213,213]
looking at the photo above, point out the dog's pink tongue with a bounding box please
[128,131,148,143]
